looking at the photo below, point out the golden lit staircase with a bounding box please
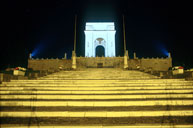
[0,68,193,128]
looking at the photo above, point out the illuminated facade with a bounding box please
[84,22,116,57]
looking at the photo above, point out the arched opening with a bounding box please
[95,46,105,57]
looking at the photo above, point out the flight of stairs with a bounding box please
[0,68,193,128]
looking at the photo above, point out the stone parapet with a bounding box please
[28,59,72,71]
[128,58,172,71]
[76,57,124,68]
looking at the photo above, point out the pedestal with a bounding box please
[72,51,76,69]
[124,55,128,69]
[124,50,128,69]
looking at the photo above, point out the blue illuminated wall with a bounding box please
[84,22,116,57]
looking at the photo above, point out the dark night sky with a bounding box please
[1,0,192,70]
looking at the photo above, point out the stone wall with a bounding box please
[28,59,72,71]
[76,57,124,68]
[27,57,172,71]
[128,58,172,71]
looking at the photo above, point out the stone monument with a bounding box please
[84,22,116,57]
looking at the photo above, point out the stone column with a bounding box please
[168,52,171,58]
[124,50,128,69]
[64,53,67,59]
[0,73,3,82]
[29,53,32,59]
[72,51,76,69]
[134,52,137,59]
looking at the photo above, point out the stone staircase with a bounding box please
[0,68,193,128]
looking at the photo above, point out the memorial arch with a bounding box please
[84,22,116,57]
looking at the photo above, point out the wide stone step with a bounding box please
[45,74,158,76]
[1,86,193,90]
[40,77,159,79]
[4,82,193,86]
[1,89,193,94]
[3,81,192,85]
[9,79,187,82]
[43,77,158,79]
[2,82,193,87]
[2,83,193,87]
[1,94,193,100]
[41,77,159,79]
[1,125,193,128]
[1,116,193,127]
[1,100,193,107]
[1,110,193,117]
[1,106,193,111]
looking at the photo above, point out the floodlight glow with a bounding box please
[31,49,37,57]
[154,40,169,57]
[161,49,169,57]
[31,43,44,57]
[84,22,116,57]
[159,44,169,57]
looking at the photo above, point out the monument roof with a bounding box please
[85,22,115,31]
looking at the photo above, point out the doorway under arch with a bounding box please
[95,46,105,57]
